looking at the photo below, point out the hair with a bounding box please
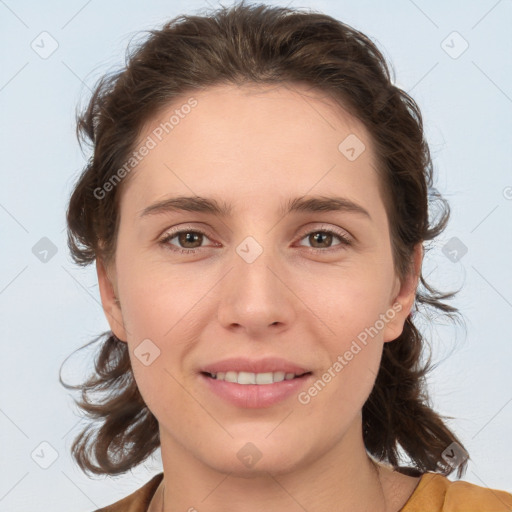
[61,1,468,478]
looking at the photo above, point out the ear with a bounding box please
[382,243,423,343]
[96,257,128,342]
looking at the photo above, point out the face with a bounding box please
[97,82,420,476]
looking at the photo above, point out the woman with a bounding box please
[61,2,512,510]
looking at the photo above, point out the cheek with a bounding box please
[115,249,208,340]
[301,286,386,425]
[317,265,394,340]
[302,267,393,408]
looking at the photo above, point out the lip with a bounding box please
[200,372,313,408]
[200,357,309,375]
[199,357,313,409]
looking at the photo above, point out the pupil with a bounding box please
[179,232,201,248]
[311,232,331,248]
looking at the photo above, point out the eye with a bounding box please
[159,229,213,254]
[158,225,352,255]
[297,227,352,251]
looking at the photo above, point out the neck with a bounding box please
[153,421,390,512]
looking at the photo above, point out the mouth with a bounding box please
[198,357,313,408]
[201,370,311,385]
[198,357,314,408]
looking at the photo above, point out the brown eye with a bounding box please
[309,231,334,248]
[298,229,352,251]
[159,229,212,252]
[177,231,204,248]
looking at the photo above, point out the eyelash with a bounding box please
[158,226,353,255]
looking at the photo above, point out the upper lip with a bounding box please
[200,357,310,375]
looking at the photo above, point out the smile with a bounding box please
[200,371,312,408]
[205,370,308,384]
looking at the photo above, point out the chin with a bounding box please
[197,437,309,478]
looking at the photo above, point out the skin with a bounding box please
[97,82,423,511]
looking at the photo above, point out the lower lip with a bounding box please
[200,373,312,408]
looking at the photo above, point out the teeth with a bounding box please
[208,371,301,384]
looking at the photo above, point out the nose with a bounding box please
[216,246,297,338]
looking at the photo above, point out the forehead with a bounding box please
[120,82,382,216]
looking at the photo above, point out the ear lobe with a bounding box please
[382,243,423,343]
[96,258,128,342]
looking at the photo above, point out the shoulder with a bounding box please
[92,473,163,512]
[402,472,512,512]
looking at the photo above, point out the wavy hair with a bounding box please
[60,1,468,478]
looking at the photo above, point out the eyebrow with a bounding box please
[139,195,371,220]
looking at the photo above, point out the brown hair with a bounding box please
[61,1,468,478]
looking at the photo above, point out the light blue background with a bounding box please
[0,0,511,510]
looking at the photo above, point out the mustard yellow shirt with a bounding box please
[94,471,512,511]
